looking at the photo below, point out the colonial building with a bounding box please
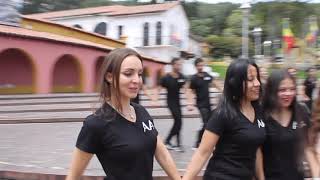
[0,1,166,94]
[26,2,191,63]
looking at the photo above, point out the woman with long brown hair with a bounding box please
[66,48,181,180]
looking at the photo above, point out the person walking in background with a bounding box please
[287,66,298,78]
[154,57,190,152]
[66,48,181,180]
[302,67,318,110]
[183,59,265,180]
[188,58,222,149]
[256,69,311,180]
[306,90,320,178]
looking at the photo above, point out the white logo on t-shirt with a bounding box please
[257,119,265,128]
[177,79,185,83]
[292,121,297,129]
[204,76,211,81]
[142,120,155,132]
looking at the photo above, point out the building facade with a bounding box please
[26,2,191,63]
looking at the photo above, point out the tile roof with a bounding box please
[0,24,114,51]
[22,16,125,45]
[0,24,165,64]
[25,2,179,19]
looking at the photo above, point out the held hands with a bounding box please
[186,104,196,111]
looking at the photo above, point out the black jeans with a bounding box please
[166,104,182,146]
[196,106,211,147]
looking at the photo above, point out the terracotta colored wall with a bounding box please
[0,35,165,94]
[53,56,79,85]
[0,49,33,85]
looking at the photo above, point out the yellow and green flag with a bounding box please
[282,18,295,53]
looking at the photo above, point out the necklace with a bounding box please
[107,102,135,121]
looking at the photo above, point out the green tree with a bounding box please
[190,18,212,37]
[222,9,262,37]
[22,0,81,14]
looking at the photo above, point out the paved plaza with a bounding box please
[0,119,203,179]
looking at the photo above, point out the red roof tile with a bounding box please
[0,24,165,64]
[25,2,179,19]
[0,24,114,51]
[22,16,125,45]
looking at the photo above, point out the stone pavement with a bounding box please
[0,118,204,179]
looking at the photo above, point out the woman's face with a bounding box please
[244,65,261,102]
[277,77,296,109]
[118,55,143,100]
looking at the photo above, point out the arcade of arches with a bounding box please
[0,47,163,94]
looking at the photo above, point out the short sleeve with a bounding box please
[149,118,159,137]
[190,76,197,90]
[209,74,214,82]
[205,110,226,136]
[138,104,158,136]
[76,115,102,154]
[160,76,167,88]
[303,79,308,86]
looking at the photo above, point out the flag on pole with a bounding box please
[282,18,295,54]
[306,16,318,45]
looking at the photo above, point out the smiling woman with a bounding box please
[183,59,266,180]
[65,48,181,180]
[258,68,311,180]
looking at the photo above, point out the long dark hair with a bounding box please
[263,69,296,115]
[308,91,320,147]
[215,58,261,120]
[263,68,310,125]
[98,48,142,112]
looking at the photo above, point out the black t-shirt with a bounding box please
[160,73,186,106]
[204,105,266,180]
[190,72,213,108]
[262,108,310,180]
[76,103,158,180]
[131,93,140,104]
[304,77,316,99]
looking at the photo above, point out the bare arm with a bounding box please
[65,148,94,180]
[211,79,223,92]
[155,136,181,180]
[305,146,320,178]
[182,130,219,180]
[184,82,196,110]
[255,147,265,180]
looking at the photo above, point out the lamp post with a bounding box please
[252,27,262,59]
[263,40,272,57]
[240,1,251,59]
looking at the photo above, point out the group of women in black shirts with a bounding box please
[65,47,319,180]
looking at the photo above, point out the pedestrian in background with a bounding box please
[188,57,222,149]
[302,67,318,110]
[154,57,191,152]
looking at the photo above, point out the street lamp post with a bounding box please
[240,1,251,59]
[252,27,262,59]
[263,40,272,57]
